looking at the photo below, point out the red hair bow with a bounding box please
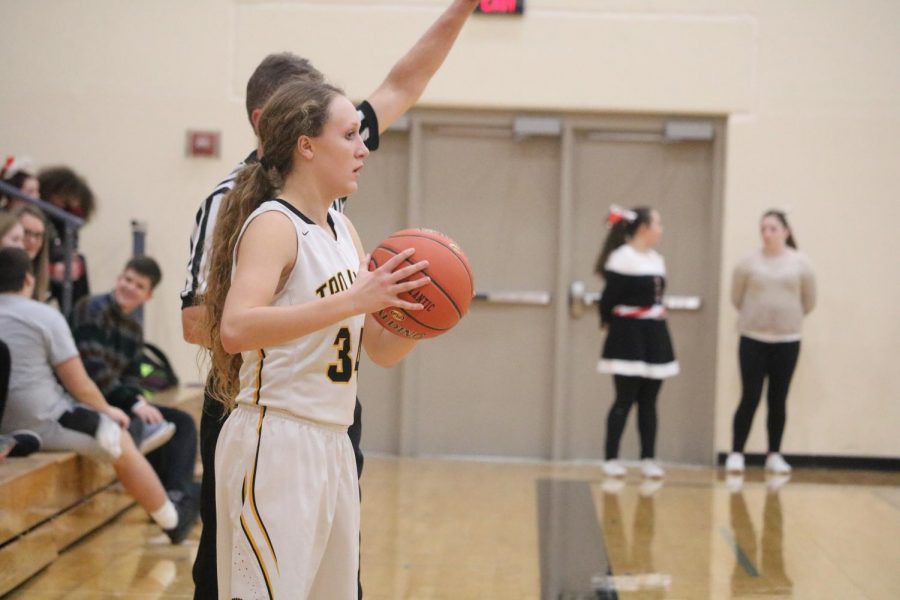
[607,205,637,227]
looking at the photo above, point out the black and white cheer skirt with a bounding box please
[598,317,679,379]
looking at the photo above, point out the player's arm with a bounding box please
[55,357,130,429]
[220,212,428,355]
[366,0,478,133]
[341,215,426,367]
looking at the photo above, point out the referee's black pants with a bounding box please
[192,393,365,600]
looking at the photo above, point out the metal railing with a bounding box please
[130,220,148,323]
[0,180,84,316]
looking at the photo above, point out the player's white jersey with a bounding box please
[232,199,364,427]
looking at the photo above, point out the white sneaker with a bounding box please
[639,478,664,497]
[602,459,627,477]
[725,452,745,473]
[640,458,665,478]
[601,478,625,494]
[766,453,792,474]
[766,473,791,492]
[725,473,744,493]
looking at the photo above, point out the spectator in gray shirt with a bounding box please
[0,247,197,543]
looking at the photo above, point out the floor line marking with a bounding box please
[719,527,760,577]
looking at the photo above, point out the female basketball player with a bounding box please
[204,80,429,599]
[726,210,816,475]
[595,206,679,479]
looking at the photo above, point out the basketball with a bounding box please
[369,228,474,339]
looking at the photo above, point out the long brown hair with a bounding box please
[762,209,797,249]
[594,206,653,278]
[205,80,343,409]
[0,211,20,240]
[13,205,50,301]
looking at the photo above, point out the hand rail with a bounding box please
[0,180,84,229]
[1,180,84,315]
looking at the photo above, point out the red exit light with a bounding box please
[475,0,524,15]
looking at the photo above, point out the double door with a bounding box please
[349,111,723,464]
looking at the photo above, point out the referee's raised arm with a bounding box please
[366,0,479,133]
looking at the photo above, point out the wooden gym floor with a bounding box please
[4,457,900,599]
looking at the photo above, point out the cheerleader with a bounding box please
[595,206,679,478]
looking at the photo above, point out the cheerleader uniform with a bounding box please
[215,199,364,600]
[598,244,679,460]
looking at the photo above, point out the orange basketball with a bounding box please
[369,228,474,339]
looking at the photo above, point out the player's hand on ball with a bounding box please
[350,248,430,315]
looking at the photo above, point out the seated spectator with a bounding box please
[0,339,41,459]
[0,248,197,542]
[37,166,95,309]
[14,205,51,302]
[0,212,26,249]
[1,215,51,457]
[0,155,40,211]
[70,256,198,502]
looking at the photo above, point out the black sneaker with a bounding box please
[129,419,177,455]
[8,430,42,457]
[0,435,15,458]
[163,491,199,545]
[138,421,176,454]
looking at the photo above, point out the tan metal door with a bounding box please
[352,114,722,464]
[563,126,721,464]
[346,131,409,454]
[405,119,561,458]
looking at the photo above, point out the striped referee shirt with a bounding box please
[180,101,380,309]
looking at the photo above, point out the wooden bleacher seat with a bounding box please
[0,386,203,595]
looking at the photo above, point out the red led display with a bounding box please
[475,0,524,15]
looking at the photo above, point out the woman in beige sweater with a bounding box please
[726,210,816,475]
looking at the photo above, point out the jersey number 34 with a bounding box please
[327,327,362,383]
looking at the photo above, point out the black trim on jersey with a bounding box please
[268,199,337,238]
[357,100,380,152]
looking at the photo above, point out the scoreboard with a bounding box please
[475,0,524,15]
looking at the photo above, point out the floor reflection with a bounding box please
[537,479,613,600]
[8,459,899,599]
[599,484,669,598]
[728,477,792,598]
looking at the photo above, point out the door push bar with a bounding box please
[473,290,552,306]
[568,280,701,319]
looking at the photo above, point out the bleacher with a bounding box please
[0,387,202,595]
